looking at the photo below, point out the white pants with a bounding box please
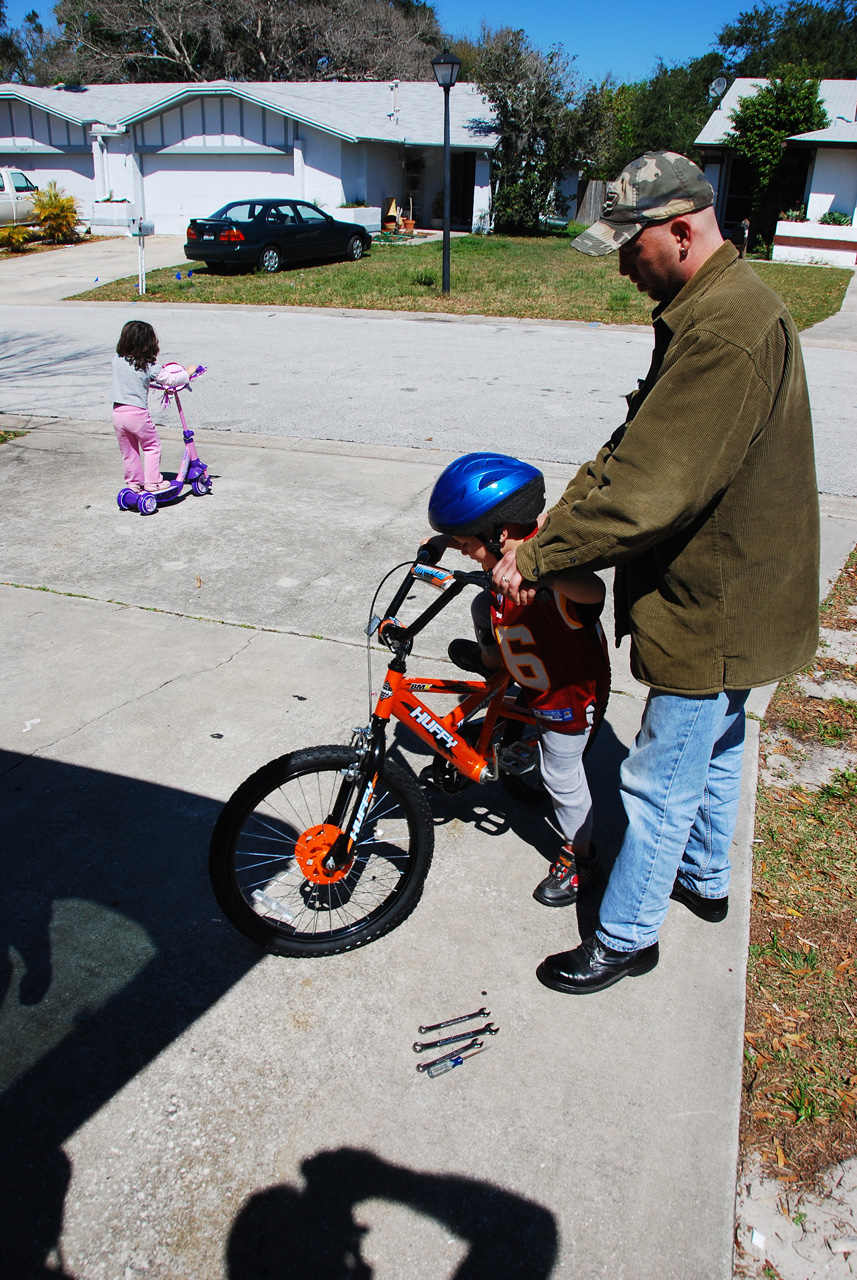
[538,726,593,847]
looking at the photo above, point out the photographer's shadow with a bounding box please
[227,1147,558,1280]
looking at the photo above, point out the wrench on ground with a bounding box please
[416,1038,483,1073]
[413,1023,499,1053]
[418,1007,490,1034]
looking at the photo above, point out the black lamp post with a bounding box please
[431,49,462,295]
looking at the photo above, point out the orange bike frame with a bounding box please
[371,664,536,785]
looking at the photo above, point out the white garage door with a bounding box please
[6,154,94,211]
[141,154,297,235]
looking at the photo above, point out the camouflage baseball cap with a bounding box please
[572,152,714,256]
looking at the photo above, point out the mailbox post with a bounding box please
[128,217,154,295]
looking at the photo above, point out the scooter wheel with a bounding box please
[117,487,138,511]
[192,477,212,496]
[140,493,158,515]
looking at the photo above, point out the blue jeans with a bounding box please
[596,689,749,952]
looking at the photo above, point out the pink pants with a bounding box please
[112,404,163,487]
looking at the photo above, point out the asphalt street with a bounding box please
[2,297,856,496]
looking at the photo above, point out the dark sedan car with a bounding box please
[184,199,372,273]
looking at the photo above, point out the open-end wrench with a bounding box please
[413,1022,499,1053]
[418,1007,490,1035]
[416,1038,482,1073]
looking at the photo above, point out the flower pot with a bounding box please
[401,218,415,234]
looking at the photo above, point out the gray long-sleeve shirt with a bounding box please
[112,354,163,408]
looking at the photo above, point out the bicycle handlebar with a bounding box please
[452,566,552,602]
[376,554,551,656]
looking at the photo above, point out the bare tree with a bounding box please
[51,0,443,83]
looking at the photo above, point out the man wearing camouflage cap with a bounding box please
[492,151,819,994]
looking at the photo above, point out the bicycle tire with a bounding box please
[209,745,434,956]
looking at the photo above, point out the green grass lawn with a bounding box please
[72,231,852,331]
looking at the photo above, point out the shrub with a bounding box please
[33,181,81,243]
[0,224,31,252]
[748,237,773,259]
[819,210,852,226]
[780,204,806,222]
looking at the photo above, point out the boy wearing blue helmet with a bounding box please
[426,453,611,907]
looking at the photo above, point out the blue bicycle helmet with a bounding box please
[428,452,545,537]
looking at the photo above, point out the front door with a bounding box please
[450,153,475,230]
[291,201,340,258]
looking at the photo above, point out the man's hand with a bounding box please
[492,547,537,605]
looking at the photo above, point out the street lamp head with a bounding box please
[432,49,462,89]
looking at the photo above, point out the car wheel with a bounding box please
[345,235,365,262]
[258,245,283,273]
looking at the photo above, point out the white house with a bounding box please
[0,80,499,235]
[695,78,857,266]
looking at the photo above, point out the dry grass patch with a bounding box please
[742,548,857,1188]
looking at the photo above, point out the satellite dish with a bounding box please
[709,76,728,100]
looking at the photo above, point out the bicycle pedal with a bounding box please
[498,741,540,777]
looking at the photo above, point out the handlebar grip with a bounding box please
[452,569,552,602]
[452,569,492,587]
[416,538,445,567]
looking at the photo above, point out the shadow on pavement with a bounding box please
[0,719,627,1274]
[389,714,629,859]
[227,1147,558,1279]
[0,331,106,385]
[0,749,259,1276]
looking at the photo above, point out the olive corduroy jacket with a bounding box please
[515,242,820,695]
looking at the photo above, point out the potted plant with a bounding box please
[382,197,398,232]
[401,196,416,234]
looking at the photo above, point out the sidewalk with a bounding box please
[800,265,857,351]
[1,417,856,1279]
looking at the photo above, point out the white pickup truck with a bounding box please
[0,168,39,226]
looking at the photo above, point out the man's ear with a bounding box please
[671,216,692,259]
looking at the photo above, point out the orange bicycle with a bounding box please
[209,549,548,956]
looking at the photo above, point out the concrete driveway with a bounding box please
[0,234,186,304]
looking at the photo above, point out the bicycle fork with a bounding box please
[320,718,388,874]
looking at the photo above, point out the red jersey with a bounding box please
[490,588,610,734]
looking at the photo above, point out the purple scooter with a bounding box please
[117,364,212,515]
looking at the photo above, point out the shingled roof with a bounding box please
[0,80,498,149]
[695,77,857,148]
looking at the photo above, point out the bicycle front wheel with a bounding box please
[209,746,434,956]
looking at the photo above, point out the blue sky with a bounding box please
[4,0,747,86]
